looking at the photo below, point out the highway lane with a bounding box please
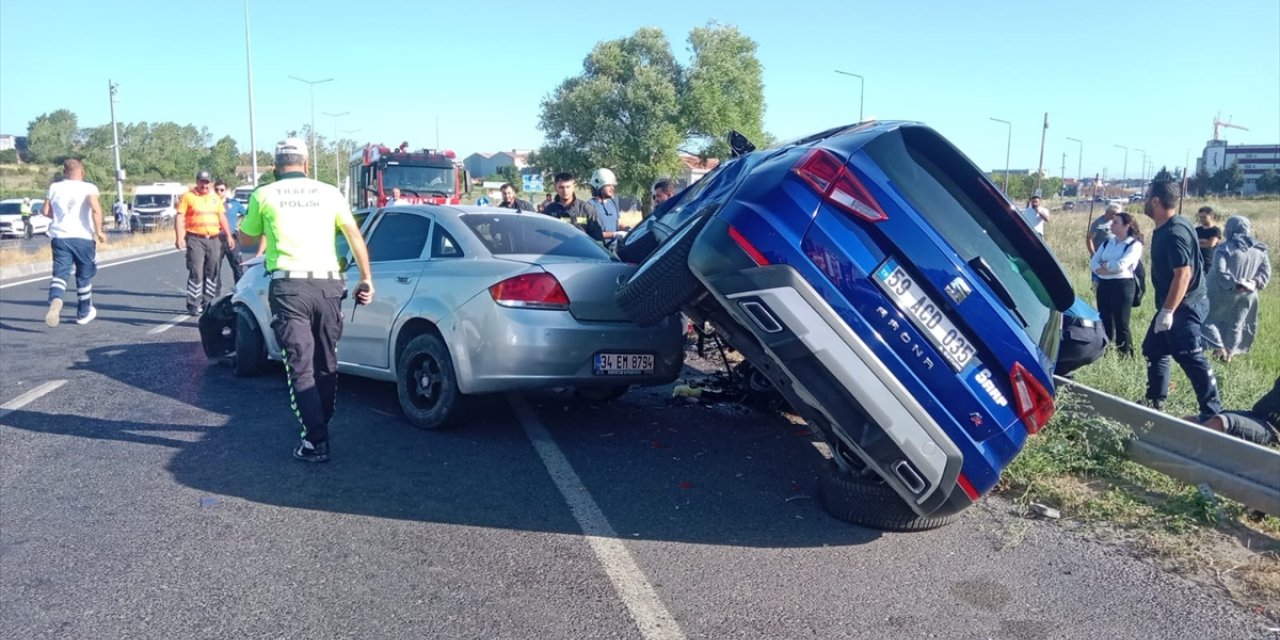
[0,251,1271,639]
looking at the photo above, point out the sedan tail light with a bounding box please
[489,273,570,310]
[793,148,888,223]
[1009,362,1054,434]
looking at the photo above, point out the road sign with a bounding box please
[475,196,491,206]
[522,174,543,193]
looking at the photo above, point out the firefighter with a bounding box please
[588,168,622,241]
[238,138,374,463]
[175,170,234,315]
[544,171,602,243]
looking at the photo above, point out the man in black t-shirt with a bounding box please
[1194,206,1221,274]
[1141,175,1221,421]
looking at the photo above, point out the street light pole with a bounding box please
[1114,144,1128,187]
[289,75,334,179]
[834,70,865,122]
[990,117,1012,193]
[108,80,125,209]
[339,128,360,198]
[323,111,350,185]
[1066,136,1083,186]
[1134,148,1148,192]
[243,0,259,185]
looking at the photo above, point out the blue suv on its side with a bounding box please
[616,122,1075,530]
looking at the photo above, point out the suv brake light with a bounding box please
[1009,362,1054,433]
[489,273,570,310]
[793,148,888,223]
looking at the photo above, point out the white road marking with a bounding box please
[0,249,177,290]
[0,380,67,420]
[147,314,192,335]
[507,393,687,640]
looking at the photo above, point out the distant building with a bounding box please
[678,154,719,188]
[463,150,531,179]
[1198,140,1280,194]
[0,134,27,154]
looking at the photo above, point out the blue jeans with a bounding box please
[1143,296,1222,421]
[50,237,97,316]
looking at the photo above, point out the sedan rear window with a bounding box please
[865,128,1073,352]
[461,214,610,259]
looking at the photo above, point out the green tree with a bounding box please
[681,23,767,159]
[203,135,240,184]
[1209,165,1244,195]
[539,27,687,202]
[498,165,521,192]
[26,109,79,163]
[0,149,18,163]
[1252,169,1279,194]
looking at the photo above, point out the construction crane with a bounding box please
[1213,113,1248,141]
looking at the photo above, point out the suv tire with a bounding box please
[616,214,712,327]
[816,460,960,532]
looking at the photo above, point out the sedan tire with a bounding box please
[397,333,461,430]
[233,306,268,378]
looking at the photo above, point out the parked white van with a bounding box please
[130,183,188,232]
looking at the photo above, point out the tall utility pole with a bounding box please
[339,127,360,198]
[1134,148,1148,192]
[834,70,865,122]
[108,81,125,208]
[323,111,350,185]
[1060,152,1067,196]
[289,75,334,179]
[1034,113,1049,195]
[243,0,259,185]
[989,117,1012,193]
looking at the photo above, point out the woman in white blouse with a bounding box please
[1089,212,1144,356]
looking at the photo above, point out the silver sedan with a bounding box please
[211,205,685,429]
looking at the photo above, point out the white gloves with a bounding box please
[1154,308,1174,333]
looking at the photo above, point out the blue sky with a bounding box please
[2,0,1277,180]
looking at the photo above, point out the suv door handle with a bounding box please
[396,276,411,284]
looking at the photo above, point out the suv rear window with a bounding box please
[865,128,1072,353]
[460,213,610,259]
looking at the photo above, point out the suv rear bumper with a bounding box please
[688,217,973,518]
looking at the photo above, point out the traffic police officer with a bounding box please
[19,197,33,239]
[239,138,374,463]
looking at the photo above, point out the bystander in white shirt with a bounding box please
[1089,236,1143,279]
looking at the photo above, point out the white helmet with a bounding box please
[589,168,617,189]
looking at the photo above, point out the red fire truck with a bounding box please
[349,142,469,208]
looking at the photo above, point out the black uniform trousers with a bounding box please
[1143,295,1222,421]
[269,278,346,446]
[221,234,244,285]
[185,234,223,313]
[1095,278,1135,356]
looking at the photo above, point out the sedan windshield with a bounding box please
[460,214,610,259]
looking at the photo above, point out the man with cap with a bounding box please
[238,138,374,463]
[176,170,235,315]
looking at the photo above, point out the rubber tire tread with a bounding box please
[234,306,267,378]
[615,214,712,327]
[396,333,461,431]
[816,460,961,532]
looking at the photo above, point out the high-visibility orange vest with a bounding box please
[177,191,223,237]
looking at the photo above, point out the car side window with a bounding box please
[365,212,431,263]
[431,227,464,258]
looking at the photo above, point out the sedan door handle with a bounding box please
[396,275,412,284]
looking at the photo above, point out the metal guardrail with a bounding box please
[1055,376,1280,517]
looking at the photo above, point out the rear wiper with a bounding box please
[967,256,1028,327]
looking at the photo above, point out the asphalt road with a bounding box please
[0,251,1272,640]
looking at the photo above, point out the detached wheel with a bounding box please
[616,214,712,327]
[574,385,630,402]
[397,333,460,430]
[233,306,267,378]
[817,460,960,532]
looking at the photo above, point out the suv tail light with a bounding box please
[793,148,888,223]
[489,273,570,310]
[1009,362,1054,433]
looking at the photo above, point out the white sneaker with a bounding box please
[75,305,97,325]
[45,299,63,327]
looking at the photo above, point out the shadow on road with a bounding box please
[1,339,880,548]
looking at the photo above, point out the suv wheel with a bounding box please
[816,460,960,532]
[397,333,460,430]
[233,306,268,377]
[616,214,712,327]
